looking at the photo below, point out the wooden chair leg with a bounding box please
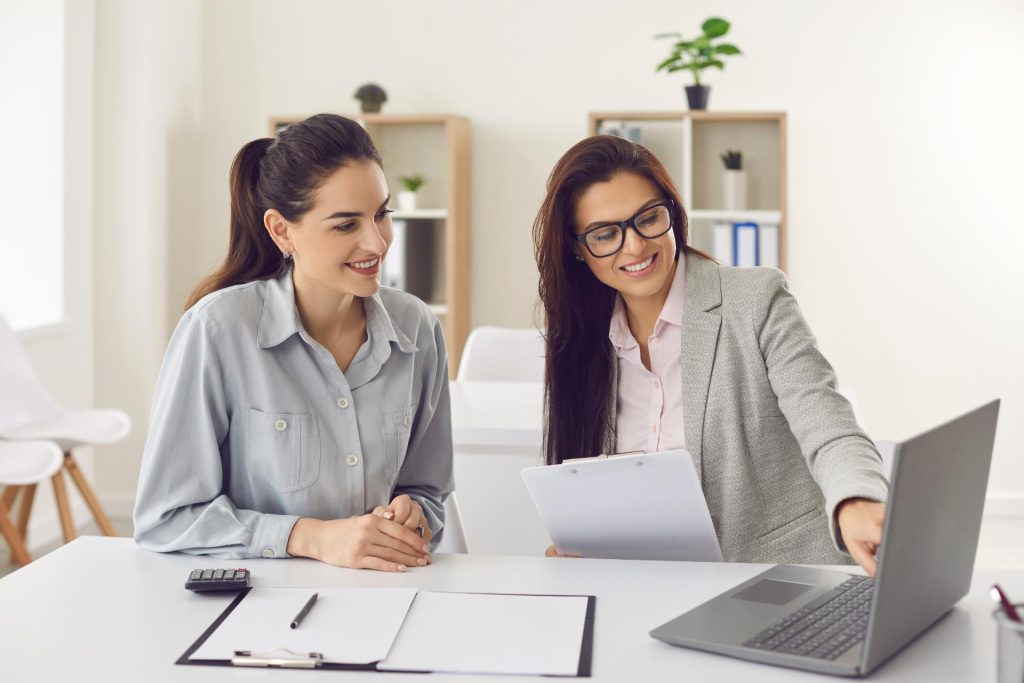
[64,453,116,537]
[1,485,20,511]
[17,483,36,538]
[51,470,76,543]
[0,498,32,565]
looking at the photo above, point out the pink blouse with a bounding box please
[610,257,686,453]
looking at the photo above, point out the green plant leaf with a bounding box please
[702,17,730,38]
[666,65,690,73]
[714,43,741,55]
[656,54,681,71]
[693,35,711,49]
[709,59,725,69]
[673,40,694,50]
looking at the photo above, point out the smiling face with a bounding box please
[266,161,393,300]
[573,171,677,306]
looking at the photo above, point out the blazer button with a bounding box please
[337,397,350,409]
[346,454,360,466]
[274,419,288,431]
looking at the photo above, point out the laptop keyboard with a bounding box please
[743,575,874,660]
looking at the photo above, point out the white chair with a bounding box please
[0,440,64,565]
[0,315,130,544]
[435,492,470,554]
[456,326,546,382]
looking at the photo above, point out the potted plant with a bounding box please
[720,150,746,210]
[655,17,742,110]
[397,174,425,211]
[354,83,387,113]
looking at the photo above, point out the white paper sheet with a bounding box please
[377,592,589,676]
[192,587,417,665]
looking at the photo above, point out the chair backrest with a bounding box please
[456,326,546,382]
[435,492,470,554]
[0,315,61,431]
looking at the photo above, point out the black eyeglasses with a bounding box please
[573,200,674,258]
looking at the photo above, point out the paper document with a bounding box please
[192,587,417,664]
[378,592,590,676]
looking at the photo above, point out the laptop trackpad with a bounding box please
[731,579,815,605]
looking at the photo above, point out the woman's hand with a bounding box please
[544,545,581,558]
[286,515,430,572]
[372,494,433,547]
[836,498,886,576]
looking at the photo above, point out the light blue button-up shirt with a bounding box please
[133,268,453,559]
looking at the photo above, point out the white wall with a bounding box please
[92,0,1024,514]
[93,0,203,510]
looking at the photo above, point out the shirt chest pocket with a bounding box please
[378,405,416,486]
[248,408,321,492]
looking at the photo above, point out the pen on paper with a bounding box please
[290,592,319,629]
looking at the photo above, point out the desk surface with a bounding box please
[1,537,1018,682]
[449,380,543,451]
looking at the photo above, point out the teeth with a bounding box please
[623,255,654,272]
[349,257,379,269]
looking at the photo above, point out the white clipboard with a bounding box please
[521,449,723,562]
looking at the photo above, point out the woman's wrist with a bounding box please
[286,517,320,559]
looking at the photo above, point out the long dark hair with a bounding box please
[533,135,710,465]
[187,113,381,308]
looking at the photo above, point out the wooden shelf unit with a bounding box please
[588,111,787,271]
[269,114,471,375]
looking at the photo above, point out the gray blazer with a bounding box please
[601,253,889,564]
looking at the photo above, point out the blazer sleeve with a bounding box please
[132,311,299,559]
[756,269,890,552]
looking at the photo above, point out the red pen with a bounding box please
[991,584,1022,623]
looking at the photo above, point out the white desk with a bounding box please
[1,537,1017,682]
[449,381,548,555]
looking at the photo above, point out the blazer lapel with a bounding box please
[680,253,723,482]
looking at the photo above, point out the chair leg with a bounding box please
[51,470,76,543]
[1,485,19,511]
[64,453,116,537]
[0,498,32,565]
[17,484,36,538]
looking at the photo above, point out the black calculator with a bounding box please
[185,568,251,592]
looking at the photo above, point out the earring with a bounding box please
[282,250,292,260]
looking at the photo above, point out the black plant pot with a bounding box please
[685,84,710,110]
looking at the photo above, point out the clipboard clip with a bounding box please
[562,450,643,465]
[231,648,324,668]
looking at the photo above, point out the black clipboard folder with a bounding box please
[177,588,596,677]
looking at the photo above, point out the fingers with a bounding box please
[371,506,393,520]
[357,555,408,573]
[369,544,429,567]
[377,517,431,555]
[849,541,878,577]
[545,545,559,557]
[388,495,415,525]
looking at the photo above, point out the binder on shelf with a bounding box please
[733,222,759,267]
[759,223,780,269]
[712,221,733,264]
[177,587,596,677]
[382,219,407,290]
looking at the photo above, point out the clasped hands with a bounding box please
[286,494,432,572]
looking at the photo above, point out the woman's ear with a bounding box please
[264,209,293,255]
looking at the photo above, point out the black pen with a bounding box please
[290,592,319,629]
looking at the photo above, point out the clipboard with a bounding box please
[177,587,596,677]
[522,449,724,562]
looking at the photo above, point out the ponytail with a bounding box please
[186,114,381,310]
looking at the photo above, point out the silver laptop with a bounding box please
[650,399,1000,677]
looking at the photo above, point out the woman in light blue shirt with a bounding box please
[134,114,452,572]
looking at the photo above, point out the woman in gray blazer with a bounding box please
[533,136,888,574]
[133,115,451,571]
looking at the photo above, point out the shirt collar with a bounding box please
[608,254,686,350]
[257,268,417,355]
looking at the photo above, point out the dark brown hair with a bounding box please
[533,135,710,465]
[187,114,381,308]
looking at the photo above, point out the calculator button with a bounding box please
[201,569,214,580]
[223,570,235,580]
[213,569,225,580]
[189,570,202,581]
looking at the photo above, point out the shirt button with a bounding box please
[274,419,288,431]
[402,415,411,428]
[346,454,360,466]
[261,548,275,558]
[337,397,350,409]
